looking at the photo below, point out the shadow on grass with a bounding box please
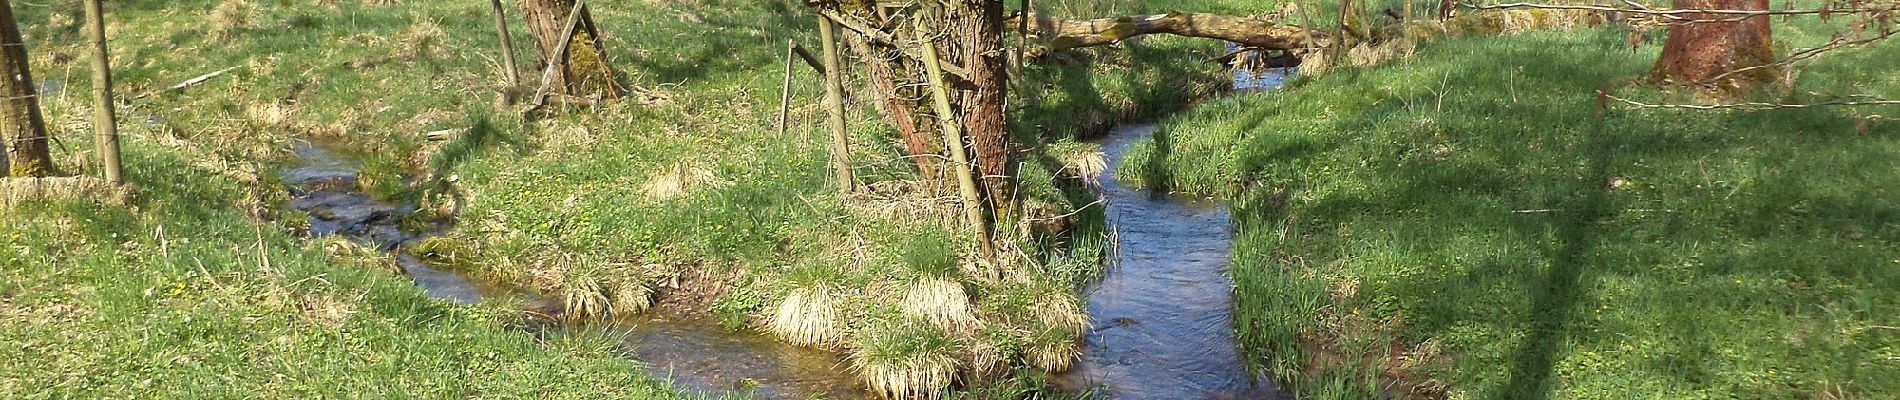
[1494,115,1615,399]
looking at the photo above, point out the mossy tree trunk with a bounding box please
[0,0,53,177]
[1651,0,1778,91]
[517,0,622,99]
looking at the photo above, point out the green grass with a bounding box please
[9,0,1275,396]
[1121,11,1900,400]
[0,128,690,397]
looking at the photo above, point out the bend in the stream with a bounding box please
[282,139,860,399]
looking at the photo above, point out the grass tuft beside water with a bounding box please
[1122,14,1900,400]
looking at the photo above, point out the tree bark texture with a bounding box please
[517,0,622,99]
[0,0,53,177]
[935,0,1015,207]
[1650,0,1777,91]
[836,5,942,181]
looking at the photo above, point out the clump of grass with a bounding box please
[400,15,448,61]
[1022,325,1081,373]
[853,319,962,399]
[209,0,256,41]
[769,285,840,346]
[901,277,977,332]
[1047,141,1107,183]
[0,176,132,207]
[314,236,402,273]
[641,161,723,200]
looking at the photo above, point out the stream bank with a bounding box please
[282,140,861,399]
[1052,124,1284,399]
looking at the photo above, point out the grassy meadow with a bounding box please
[1119,7,1900,400]
[1,0,1248,397]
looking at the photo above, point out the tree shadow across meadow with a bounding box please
[1165,27,1900,398]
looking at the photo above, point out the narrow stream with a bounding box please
[283,65,1290,399]
[1051,124,1283,399]
[282,141,860,400]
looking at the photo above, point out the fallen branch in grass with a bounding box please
[1602,90,1900,110]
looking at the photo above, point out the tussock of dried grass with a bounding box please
[1038,290,1090,334]
[0,177,132,207]
[843,180,962,227]
[769,286,840,346]
[857,353,958,400]
[901,277,976,332]
[315,236,401,273]
[642,161,724,200]
[209,0,255,41]
[401,16,448,60]
[1058,150,1107,183]
[1024,332,1080,372]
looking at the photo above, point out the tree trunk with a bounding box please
[85,0,122,184]
[1651,0,1777,91]
[836,6,942,181]
[0,0,53,177]
[517,0,622,99]
[934,0,1015,211]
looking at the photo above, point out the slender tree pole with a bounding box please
[777,39,795,136]
[917,17,994,257]
[489,0,522,103]
[84,0,121,184]
[817,18,856,193]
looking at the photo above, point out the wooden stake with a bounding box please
[489,0,522,98]
[818,18,856,194]
[777,39,795,136]
[917,17,994,257]
[526,0,586,115]
[84,0,120,184]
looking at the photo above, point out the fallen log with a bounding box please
[1019,9,1607,72]
[1020,12,1333,52]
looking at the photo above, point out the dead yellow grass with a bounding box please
[900,277,977,332]
[769,286,840,346]
[842,180,963,226]
[641,161,723,200]
[0,177,133,208]
[209,0,256,41]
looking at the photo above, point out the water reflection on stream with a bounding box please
[283,140,860,399]
[1052,124,1284,399]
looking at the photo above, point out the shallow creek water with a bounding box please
[285,66,1290,398]
[283,141,860,399]
[1051,123,1284,399]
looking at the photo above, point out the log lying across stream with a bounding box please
[1024,12,1334,52]
[1018,8,1609,68]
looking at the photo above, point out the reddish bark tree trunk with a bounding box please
[839,14,943,181]
[0,0,53,177]
[1651,0,1778,91]
[517,0,622,99]
[939,1,1014,207]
